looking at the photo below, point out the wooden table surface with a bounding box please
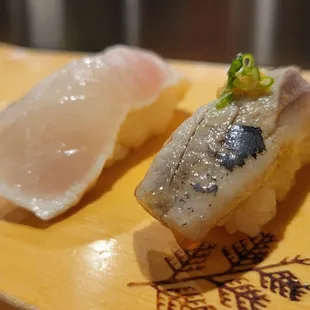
[0,44,310,310]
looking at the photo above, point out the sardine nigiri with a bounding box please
[135,53,310,242]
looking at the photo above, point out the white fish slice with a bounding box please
[0,45,190,220]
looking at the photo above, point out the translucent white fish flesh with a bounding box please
[0,45,190,220]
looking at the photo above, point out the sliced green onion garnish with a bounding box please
[216,53,274,110]
[216,92,233,109]
[259,76,274,88]
[242,53,254,69]
[245,67,260,80]
[233,78,251,91]
[227,58,242,88]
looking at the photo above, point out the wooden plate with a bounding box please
[0,44,309,310]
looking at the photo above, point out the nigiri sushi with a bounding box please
[135,53,310,242]
[0,45,189,220]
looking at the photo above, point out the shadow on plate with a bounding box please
[129,164,310,309]
[0,301,19,310]
[0,109,191,229]
[0,301,22,310]
[0,293,36,310]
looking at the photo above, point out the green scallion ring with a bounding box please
[216,92,233,110]
[242,54,255,70]
[246,67,260,80]
[260,76,274,88]
[233,78,250,91]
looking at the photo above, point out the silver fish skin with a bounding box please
[135,67,310,242]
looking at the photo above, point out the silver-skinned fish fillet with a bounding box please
[135,66,310,242]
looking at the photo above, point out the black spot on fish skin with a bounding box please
[217,125,266,171]
[207,184,218,194]
[191,182,218,194]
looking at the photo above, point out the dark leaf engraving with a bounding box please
[128,233,310,310]
[156,286,216,310]
[280,255,310,266]
[218,278,270,310]
[222,233,276,270]
[165,243,216,277]
[258,270,310,301]
[255,255,310,301]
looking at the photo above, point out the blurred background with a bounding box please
[0,0,310,67]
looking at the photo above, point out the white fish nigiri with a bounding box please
[0,45,189,220]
